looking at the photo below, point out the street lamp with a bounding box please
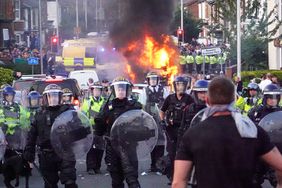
[180,0,184,42]
[237,0,241,78]
[39,0,43,74]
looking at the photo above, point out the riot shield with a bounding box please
[3,124,29,151]
[0,128,6,160]
[51,110,93,161]
[190,108,207,127]
[258,111,282,151]
[110,109,158,161]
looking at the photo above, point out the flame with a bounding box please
[122,34,179,85]
[126,64,136,82]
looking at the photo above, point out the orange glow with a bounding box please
[122,34,179,85]
[126,64,136,82]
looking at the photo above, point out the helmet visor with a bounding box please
[112,83,131,99]
[149,77,158,86]
[29,98,40,108]
[265,94,280,107]
[93,88,102,97]
[45,92,61,106]
[174,82,187,93]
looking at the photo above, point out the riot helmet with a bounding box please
[28,91,41,109]
[62,88,73,104]
[262,84,281,107]
[146,72,159,87]
[173,76,190,94]
[90,81,103,98]
[0,84,11,103]
[43,84,63,107]
[3,86,16,105]
[247,82,259,97]
[111,77,132,100]
[192,80,208,105]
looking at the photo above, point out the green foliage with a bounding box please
[0,67,13,86]
[213,0,282,70]
[170,8,203,43]
[229,36,268,70]
[241,70,282,83]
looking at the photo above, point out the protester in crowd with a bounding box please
[259,73,273,91]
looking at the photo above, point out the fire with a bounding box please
[122,34,179,85]
[126,64,136,82]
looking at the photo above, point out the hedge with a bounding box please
[0,67,13,86]
[240,70,282,86]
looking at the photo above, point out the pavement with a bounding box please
[0,155,274,188]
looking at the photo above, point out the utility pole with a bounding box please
[84,0,88,31]
[76,0,79,38]
[237,0,241,78]
[95,0,98,32]
[39,0,43,74]
[180,0,184,43]
[56,0,59,50]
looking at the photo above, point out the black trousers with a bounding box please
[196,64,202,74]
[150,145,165,170]
[165,126,179,181]
[187,64,193,74]
[105,142,140,188]
[38,151,77,188]
[86,148,104,170]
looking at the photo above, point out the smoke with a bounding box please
[110,0,175,47]
[109,0,176,82]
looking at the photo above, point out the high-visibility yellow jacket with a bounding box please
[81,96,105,125]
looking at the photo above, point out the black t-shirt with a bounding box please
[176,115,274,188]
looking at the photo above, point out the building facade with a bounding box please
[268,0,282,69]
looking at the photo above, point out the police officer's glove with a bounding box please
[23,148,35,163]
[160,120,168,130]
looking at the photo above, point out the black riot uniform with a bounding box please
[248,84,282,187]
[144,72,165,173]
[177,80,208,148]
[24,84,78,188]
[95,77,142,188]
[248,84,282,125]
[160,76,194,181]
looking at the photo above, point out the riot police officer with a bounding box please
[159,76,194,183]
[144,72,165,174]
[236,82,261,114]
[248,85,282,187]
[0,86,28,133]
[62,88,74,105]
[248,84,282,125]
[81,81,106,175]
[0,86,30,186]
[27,91,42,124]
[95,77,142,188]
[23,84,78,188]
[177,79,208,147]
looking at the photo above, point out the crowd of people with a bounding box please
[1,70,282,188]
[0,46,41,63]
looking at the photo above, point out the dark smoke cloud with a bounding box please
[110,0,175,47]
[109,0,175,81]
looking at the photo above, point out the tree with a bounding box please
[170,8,203,43]
[211,0,282,70]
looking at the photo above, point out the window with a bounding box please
[15,34,21,43]
[14,0,21,20]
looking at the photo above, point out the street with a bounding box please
[0,157,169,188]
[0,156,273,188]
